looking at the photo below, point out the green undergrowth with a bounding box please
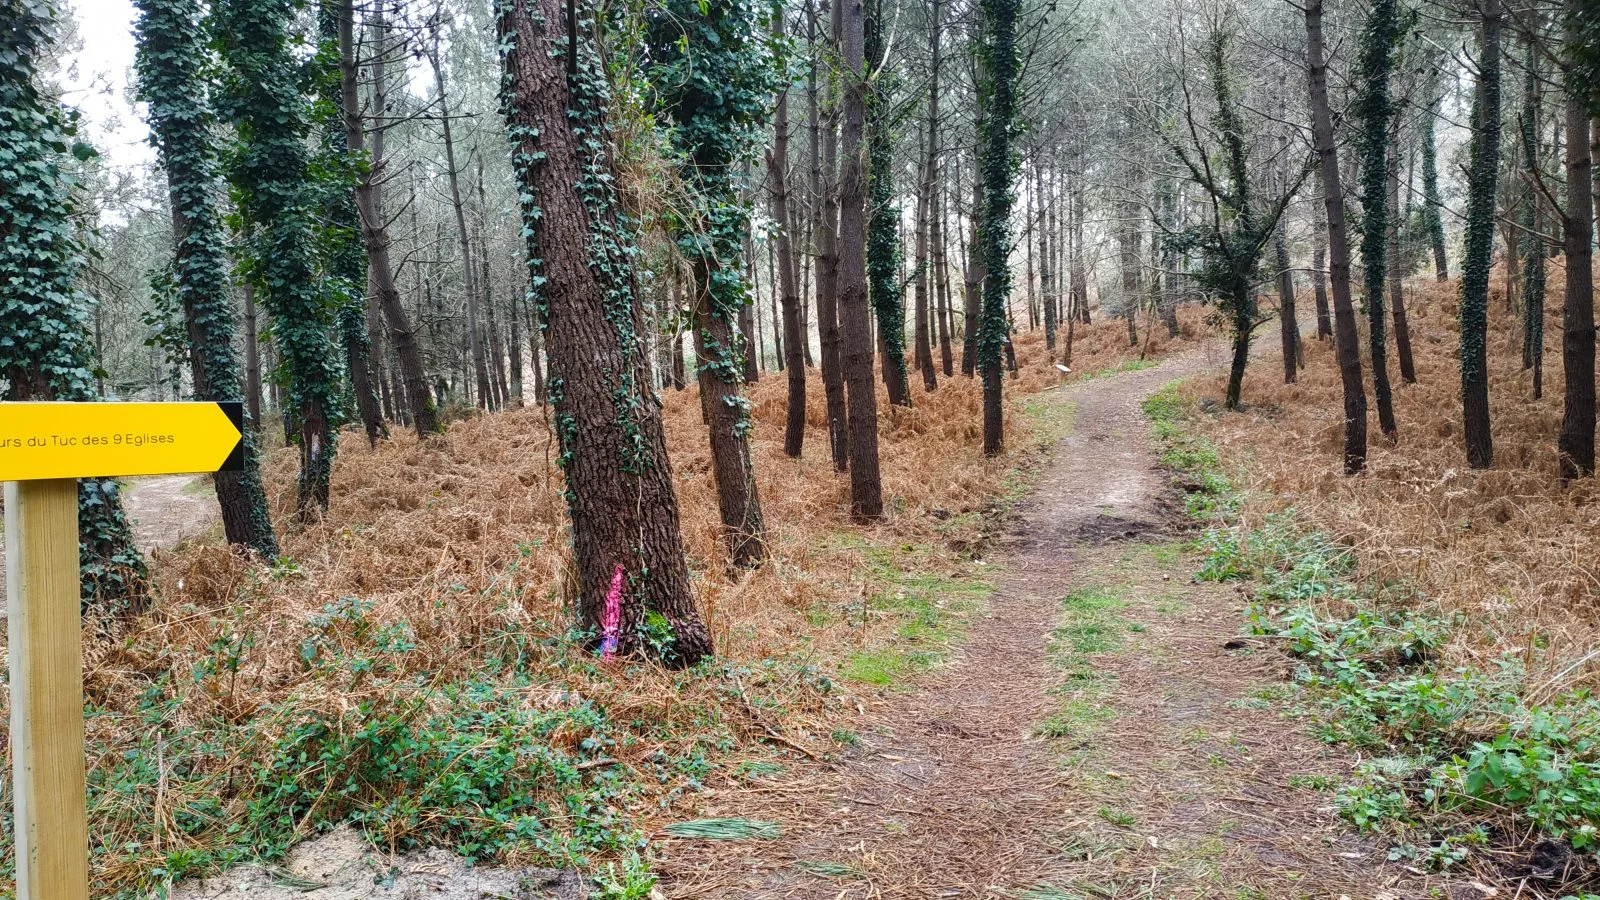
[1141,384,1237,520]
[1149,380,1600,883]
[24,580,837,898]
[829,536,994,690]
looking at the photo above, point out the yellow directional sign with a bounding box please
[0,401,244,482]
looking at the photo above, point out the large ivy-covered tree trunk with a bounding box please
[1306,0,1369,473]
[134,0,277,558]
[977,0,1019,456]
[1459,0,1502,470]
[648,0,774,563]
[497,0,712,666]
[865,0,910,408]
[217,0,343,517]
[1354,0,1404,442]
[1,0,148,608]
[1560,0,1595,480]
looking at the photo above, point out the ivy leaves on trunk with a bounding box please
[646,0,778,564]
[1,0,148,609]
[134,0,278,558]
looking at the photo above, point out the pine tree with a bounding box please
[1559,0,1595,480]
[977,0,1019,456]
[315,0,383,447]
[134,0,277,557]
[866,0,910,408]
[1306,0,1370,473]
[1459,0,1502,469]
[1,0,148,608]
[769,8,807,458]
[648,0,776,561]
[497,0,713,665]
[217,0,343,517]
[1519,36,1545,399]
[1420,69,1450,282]
[839,0,887,516]
[1353,0,1405,441]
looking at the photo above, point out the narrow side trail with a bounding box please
[659,346,1428,899]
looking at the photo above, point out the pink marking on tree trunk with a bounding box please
[600,563,624,658]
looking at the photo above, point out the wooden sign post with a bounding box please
[0,401,245,900]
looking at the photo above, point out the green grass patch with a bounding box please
[1078,357,1158,381]
[1142,383,1238,519]
[1096,806,1138,828]
[1036,587,1131,744]
[837,543,993,690]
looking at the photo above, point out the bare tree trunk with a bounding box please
[1119,199,1142,346]
[1387,130,1417,384]
[428,40,491,411]
[1072,169,1089,325]
[668,274,686,391]
[1312,207,1333,339]
[961,162,984,376]
[816,0,849,471]
[839,0,884,519]
[770,8,806,458]
[1039,164,1057,349]
[1275,221,1299,383]
[913,125,937,391]
[356,9,436,436]
[1306,0,1370,473]
[508,281,524,402]
[934,164,954,377]
[498,0,711,664]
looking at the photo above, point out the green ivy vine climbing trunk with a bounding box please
[1459,0,1502,470]
[217,0,343,518]
[1306,0,1369,474]
[496,0,712,666]
[866,0,910,408]
[977,0,1019,457]
[1354,0,1404,442]
[1,0,148,609]
[648,0,775,562]
[134,0,277,558]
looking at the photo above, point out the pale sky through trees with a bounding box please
[62,0,153,176]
